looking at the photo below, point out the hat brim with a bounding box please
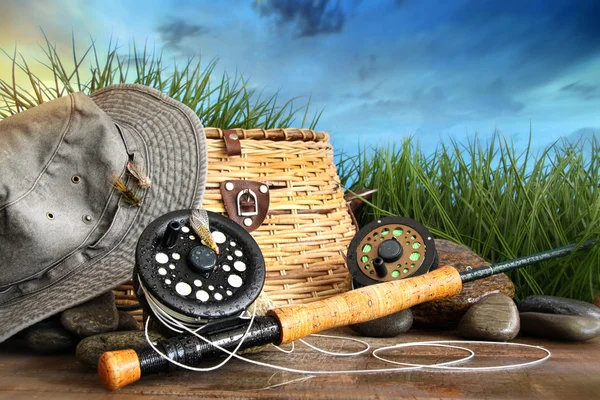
[0,84,207,342]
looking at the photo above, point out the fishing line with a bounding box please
[143,307,477,375]
[299,334,371,357]
[144,300,259,372]
[143,298,550,376]
[135,210,552,379]
[373,340,552,371]
[271,341,295,354]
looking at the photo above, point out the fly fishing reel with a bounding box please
[134,209,265,334]
[347,216,438,288]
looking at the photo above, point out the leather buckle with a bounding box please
[221,180,270,232]
[237,189,259,217]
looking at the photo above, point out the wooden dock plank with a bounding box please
[0,328,598,399]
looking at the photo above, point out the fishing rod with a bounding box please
[97,211,596,390]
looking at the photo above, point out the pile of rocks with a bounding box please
[21,291,161,368]
[24,292,137,352]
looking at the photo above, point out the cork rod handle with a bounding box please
[98,349,142,391]
[268,265,463,344]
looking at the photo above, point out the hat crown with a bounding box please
[0,93,127,290]
[0,83,207,343]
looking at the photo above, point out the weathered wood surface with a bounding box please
[0,328,598,399]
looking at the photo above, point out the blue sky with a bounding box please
[2,0,599,157]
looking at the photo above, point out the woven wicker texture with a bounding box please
[202,128,355,305]
[114,128,355,325]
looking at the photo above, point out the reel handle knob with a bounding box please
[372,257,388,277]
[161,221,181,248]
[98,349,141,391]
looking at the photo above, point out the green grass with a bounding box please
[0,32,321,128]
[3,33,598,302]
[339,134,600,302]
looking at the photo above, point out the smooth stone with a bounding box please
[76,330,166,368]
[458,293,519,341]
[519,295,600,320]
[25,323,77,353]
[412,240,515,328]
[61,291,119,337]
[117,311,141,331]
[520,312,600,341]
[350,309,413,337]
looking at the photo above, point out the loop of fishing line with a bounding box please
[144,301,477,375]
[137,209,552,379]
[372,340,552,371]
[145,300,551,376]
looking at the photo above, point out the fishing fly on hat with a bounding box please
[0,84,208,342]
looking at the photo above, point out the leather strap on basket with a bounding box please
[223,129,242,156]
[220,180,270,232]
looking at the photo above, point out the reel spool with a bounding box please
[134,209,265,334]
[347,216,438,288]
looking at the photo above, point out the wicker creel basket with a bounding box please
[202,128,356,305]
[114,128,356,320]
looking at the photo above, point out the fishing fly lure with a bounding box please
[190,209,220,254]
[127,161,152,189]
[112,176,141,207]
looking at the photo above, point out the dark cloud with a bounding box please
[349,78,524,132]
[362,1,600,102]
[357,53,377,81]
[560,82,600,100]
[254,0,356,38]
[156,17,208,50]
[482,79,525,114]
[343,82,382,100]
[416,79,524,120]
[448,1,600,84]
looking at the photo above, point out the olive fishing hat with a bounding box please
[0,84,207,342]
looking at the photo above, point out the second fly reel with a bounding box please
[347,216,438,288]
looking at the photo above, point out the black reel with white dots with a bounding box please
[134,209,265,334]
[347,216,438,288]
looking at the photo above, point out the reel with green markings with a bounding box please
[347,217,438,288]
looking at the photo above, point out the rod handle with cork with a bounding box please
[268,266,461,344]
[98,239,596,390]
[99,266,462,390]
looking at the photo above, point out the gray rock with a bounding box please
[350,309,413,337]
[76,330,166,368]
[61,291,119,337]
[458,293,519,341]
[520,312,600,341]
[25,323,77,353]
[519,295,600,320]
[117,311,140,331]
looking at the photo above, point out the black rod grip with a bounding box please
[137,316,281,375]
